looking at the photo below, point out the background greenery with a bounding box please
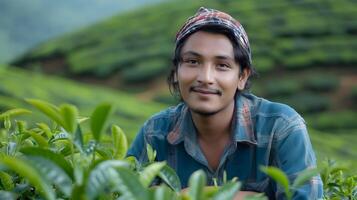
[1,0,356,169]
[0,0,165,63]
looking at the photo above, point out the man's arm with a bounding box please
[126,126,149,163]
[274,116,323,199]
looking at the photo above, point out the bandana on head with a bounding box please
[175,7,251,63]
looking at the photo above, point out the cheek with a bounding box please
[177,67,196,85]
[220,75,239,91]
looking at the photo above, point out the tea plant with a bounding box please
[0,99,355,199]
[0,100,243,200]
[260,166,320,200]
[320,159,357,200]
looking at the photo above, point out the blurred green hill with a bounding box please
[5,0,357,166]
[0,66,166,142]
[0,0,166,63]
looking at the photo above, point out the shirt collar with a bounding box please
[232,93,257,145]
[167,93,257,145]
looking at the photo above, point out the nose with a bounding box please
[197,63,214,84]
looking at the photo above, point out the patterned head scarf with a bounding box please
[175,7,251,63]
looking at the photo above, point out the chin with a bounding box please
[189,105,220,116]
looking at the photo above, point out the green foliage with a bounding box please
[0,67,166,142]
[263,79,301,97]
[111,125,128,159]
[0,155,56,200]
[261,166,320,200]
[0,100,248,200]
[303,75,340,92]
[211,182,241,200]
[122,59,169,83]
[273,92,330,113]
[158,165,182,192]
[308,111,357,130]
[139,161,166,187]
[147,143,157,163]
[0,108,31,120]
[90,103,112,142]
[0,100,356,199]
[349,86,357,104]
[188,170,207,200]
[320,159,357,199]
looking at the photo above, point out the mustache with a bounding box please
[190,86,222,96]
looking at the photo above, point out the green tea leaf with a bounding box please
[117,168,149,200]
[112,125,128,159]
[188,170,206,200]
[212,182,241,200]
[36,123,52,138]
[71,184,86,200]
[0,108,31,120]
[26,99,64,127]
[4,115,11,130]
[0,171,14,190]
[26,130,48,148]
[86,160,146,200]
[0,155,55,200]
[158,164,182,192]
[16,120,27,134]
[260,166,291,200]
[60,104,78,133]
[292,168,320,189]
[86,160,130,200]
[146,143,156,163]
[139,161,166,187]
[90,103,112,142]
[20,147,74,179]
[73,125,84,153]
[153,185,176,200]
[95,145,112,159]
[26,156,73,197]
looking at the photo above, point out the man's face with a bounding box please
[177,31,249,115]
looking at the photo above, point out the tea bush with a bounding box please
[308,111,357,130]
[350,86,357,104]
[272,92,330,113]
[303,75,339,93]
[0,100,355,199]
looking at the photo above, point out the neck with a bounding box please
[191,100,235,143]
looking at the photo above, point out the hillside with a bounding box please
[0,0,166,63]
[0,65,166,141]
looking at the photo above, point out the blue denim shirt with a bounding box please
[127,93,323,199]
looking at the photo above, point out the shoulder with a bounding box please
[243,92,303,122]
[242,93,307,140]
[141,103,186,136]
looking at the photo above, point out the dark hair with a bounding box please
[167,24,257,98]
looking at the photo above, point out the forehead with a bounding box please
[180,31,235,59]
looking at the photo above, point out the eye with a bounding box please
[217,63,231,70]
[183,58,199,65]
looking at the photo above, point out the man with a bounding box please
[127,7,323,199]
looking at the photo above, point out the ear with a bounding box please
[237,68,251,90]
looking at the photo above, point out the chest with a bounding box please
[198,140,226,171]
[161,143,271,188]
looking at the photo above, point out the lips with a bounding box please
[190,86,222,95]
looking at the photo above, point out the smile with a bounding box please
[190,87,222,96]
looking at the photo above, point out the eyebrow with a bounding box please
[181,51,234,61]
